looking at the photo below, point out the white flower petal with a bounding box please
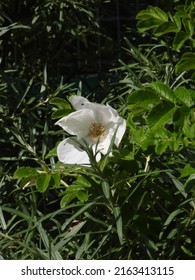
[57,138,90,165]
[55,109,96,138]
[69,96,90,110]
[114,117,126,147]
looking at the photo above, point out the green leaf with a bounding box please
[147,102,176,130]
[60,193,77,208]
[51,173,61,188]
[0,22,30,37]
[136,6,168,33]
[113,205,123,245]
[183,18,194,36]
[154,22,179,36]
[180,164,195,178]
[137,18,164,32]
[136,6,168,21]
[77,191,88,202]
[36,174,51,192]
[45,147,57,159]
[174,87,194,107]
[128,88,160,109]
[14,167,38,179]
[51,108,73,119]
[173,30,190,50]
[149,81,177,103]
[49,97,71,108]
[102,179,111,200]
[159,208,184,239]
[155,141,169,155]
[175,52,195,73]
[184,174,195,193]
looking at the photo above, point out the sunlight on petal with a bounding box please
[57,138,90,165]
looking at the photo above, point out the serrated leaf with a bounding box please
[174,87,194,107]
[14,167,38,179]
[136,6,168,33]
[149,81,177,103]
[147,102,176,130]
[51,108,73,119]
[175,52,195,73]
[154,22,179,37]
[36,174,51,192]
[136,6,168,21]
[128,88,160,109]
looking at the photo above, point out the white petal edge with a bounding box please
[114,117,126,147]
[55,109,96,138]
[57,138,90,165]
[69,96,90,110]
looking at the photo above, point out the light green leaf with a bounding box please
[14,167,38,179]
[147,102,176,130]
[128,88,160,109]
[155,141,169,155]
[149,81,177,103]
[77,191,88,202]
[36,174,51,192]
[174,87,194,107]
[180,164,195,178]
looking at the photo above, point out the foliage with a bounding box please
[1,0,195,260]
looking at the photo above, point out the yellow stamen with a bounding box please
[88,122,105,141]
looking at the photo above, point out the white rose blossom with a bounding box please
[55,96,126,165]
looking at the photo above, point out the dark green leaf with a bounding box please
[173,30,190,50]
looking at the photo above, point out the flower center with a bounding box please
[88,122,106,142]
